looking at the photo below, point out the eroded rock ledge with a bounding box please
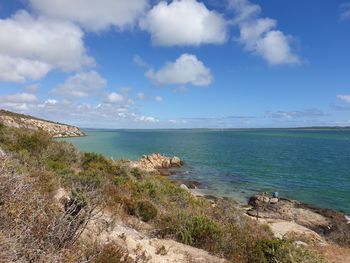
[247,193,350,246]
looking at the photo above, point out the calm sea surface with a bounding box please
[61,129,350,213]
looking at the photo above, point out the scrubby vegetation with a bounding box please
[0,125,327,262]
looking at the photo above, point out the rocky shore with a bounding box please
[0,109,85,138]
[246,193,350,247]
[140,156,350,258]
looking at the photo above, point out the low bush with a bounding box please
[249,239,326,263]
[92,242,132,263]
[134,200,158,222]
[158,212,223,250]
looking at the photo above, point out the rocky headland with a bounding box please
[0,109,85,138]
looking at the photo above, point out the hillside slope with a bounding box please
[0,109,85,138]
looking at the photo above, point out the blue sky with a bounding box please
[0,0,349,128]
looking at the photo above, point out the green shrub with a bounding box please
[159,213,223,249]
[249,239,325,263]
[134,200,158,222]
[10,131,50,155]
[44,141,79,165]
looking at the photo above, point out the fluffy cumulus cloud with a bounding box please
[29,0,148,32]
[52,71,107,98]
[0,11,93,82]
[107,92,124,103]
[146,54,213,86]
[229,0,299,65]
[0,55,51,82]
[337,94,350,103]
[140,0,227,46]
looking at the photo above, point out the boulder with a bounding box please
[270,197,279,204]
[180,184,189,191]
[132,153,183,173]
[170,156,182,167]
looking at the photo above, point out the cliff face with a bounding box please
[0,109,85,138]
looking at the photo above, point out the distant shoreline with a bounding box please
[79,126,350,131]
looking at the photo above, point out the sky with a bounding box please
[0,0,349,129]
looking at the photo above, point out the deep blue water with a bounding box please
[61,129,350,213]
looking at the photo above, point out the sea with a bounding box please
[60,129,350,214]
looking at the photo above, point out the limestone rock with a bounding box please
[131,153,183,173]
[270,197,279,204]
[0,109,85,138]
[180,184,189,191]
[170,156,182,167]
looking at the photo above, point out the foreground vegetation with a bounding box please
[0,124,326,262]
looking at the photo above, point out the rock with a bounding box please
[170,156,182,167]
[246,193,350,246]
[132,153,183,173]
[180,184,189,191]
[0,109,85,138]
[174,180,202,189]
[248,194,270,207]
[162,159,171,168]
[270,197,279,204]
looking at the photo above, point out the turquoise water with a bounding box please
[61,129,350,213]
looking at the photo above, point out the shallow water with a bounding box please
[61,129,350,213]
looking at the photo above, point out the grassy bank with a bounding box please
[0,124,326,262]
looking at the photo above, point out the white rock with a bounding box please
[0,147,6,158]
[180,184,189,191]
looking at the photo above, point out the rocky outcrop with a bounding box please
[0,109,85,138]
[247,193,350,246]
[131,153,183,173]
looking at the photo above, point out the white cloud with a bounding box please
[340,3,350,20]
[337,94,350,103]
[38,99,58,108]
[0,92,37,111]
[229,0,300,65]
[140,0,227,46]
[52,71,107,97]
[0,11,93,82]
[0,92,159,128]
[146,54,213,86]
[138,116,159,123]
[133,55,149,68]
[107,92,124,103]
[0,93,37,103]
[155,96,163,102]
[137,92,146,100]
[30,0,148,32]
[0,55,51,82]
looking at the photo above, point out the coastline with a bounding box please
[164,165,350,248]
